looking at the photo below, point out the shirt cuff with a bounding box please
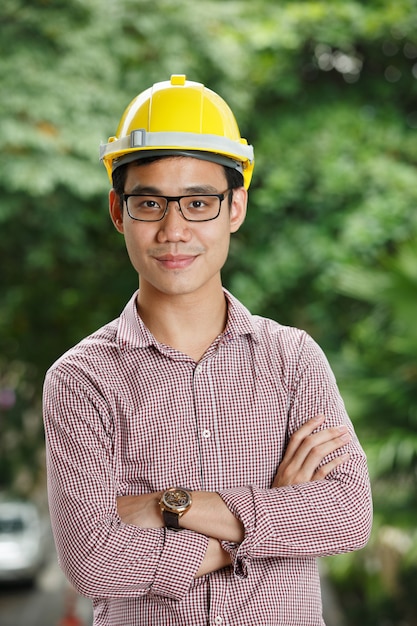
[218,486,256,579]
[149,529,209,600]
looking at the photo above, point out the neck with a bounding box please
[137,283,227,361]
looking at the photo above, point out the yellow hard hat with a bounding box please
[100,75,254,189]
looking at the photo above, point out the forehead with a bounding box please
[125,156,227,192]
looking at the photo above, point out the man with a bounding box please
[43,75,372,625]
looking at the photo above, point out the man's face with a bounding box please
[109,156,247,300]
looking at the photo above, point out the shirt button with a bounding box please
[202,429,211,439]
[214,618,223,625]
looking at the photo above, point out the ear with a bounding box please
[109,189,124,234]
[229,187,248,234]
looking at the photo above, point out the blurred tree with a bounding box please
[1,0,417,621]
[325,240,417,624]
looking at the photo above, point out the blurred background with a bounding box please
[1,0,417,624]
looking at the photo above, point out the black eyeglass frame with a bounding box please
[122,188,232,222]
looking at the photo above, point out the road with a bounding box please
[0,556,92,626]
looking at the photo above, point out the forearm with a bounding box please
[195,537,232,577]
[219,454,372,561]
[180,491,244,543]
[117,490,244,542]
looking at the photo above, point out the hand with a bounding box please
[195,538,232,578]
[117,492,163,528]
[272,414,351,488]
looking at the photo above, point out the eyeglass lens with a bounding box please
[124,192,226,222]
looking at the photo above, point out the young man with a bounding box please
[43,75,372,625]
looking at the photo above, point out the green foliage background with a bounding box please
[1,0,417,622]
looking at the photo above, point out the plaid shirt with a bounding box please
[43,290,372,626]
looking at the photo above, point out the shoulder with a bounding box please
[226,290,311,352]
[252,315,327,376]
[252,314,306,346]
[226,290,328,371]
[45,318,120,382]
[45,292,142,382]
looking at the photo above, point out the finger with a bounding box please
[313,453,350,481]
[283,414,325,462]
[283,424,350,477]
[273,430,351,487]
[301,426,351,463]
[300,432,351,479]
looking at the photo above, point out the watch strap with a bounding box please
[162,509,181,529]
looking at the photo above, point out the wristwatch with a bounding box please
[159,487,193,529]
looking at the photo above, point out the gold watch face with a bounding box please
[161,488,192,513]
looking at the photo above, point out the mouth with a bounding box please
[154,254,198,270]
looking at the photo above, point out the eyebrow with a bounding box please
[126,184,222,195]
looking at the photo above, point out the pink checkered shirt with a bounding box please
[43,290,372,626]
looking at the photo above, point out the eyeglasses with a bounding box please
[123,189,231,222]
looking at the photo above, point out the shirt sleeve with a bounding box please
[43,367,209,600]
[218,332,372,578]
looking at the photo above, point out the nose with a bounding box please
[156,201,192,243]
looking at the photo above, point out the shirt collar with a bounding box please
[116,289,259,351]
[223,289,260,343]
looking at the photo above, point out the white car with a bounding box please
[0,499,46,585]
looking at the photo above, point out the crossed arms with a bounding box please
[117,413,352,577]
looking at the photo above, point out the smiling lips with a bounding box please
[155,254,197,270]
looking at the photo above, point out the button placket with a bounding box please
[192,356,224,490]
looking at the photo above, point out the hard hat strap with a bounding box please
[100,130,254,165]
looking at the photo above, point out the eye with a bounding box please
[185,196,211,211]
[129,196,163,212]
[189,198,205,208]
[140,198,163,209]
